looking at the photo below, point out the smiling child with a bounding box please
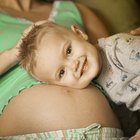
[19,21,140,111]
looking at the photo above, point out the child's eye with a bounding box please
[66,46,72,56]
[59,69,65,79]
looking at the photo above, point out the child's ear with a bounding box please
[71,24,88,40]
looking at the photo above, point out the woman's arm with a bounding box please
[76,3,109,44]
[0,20,51,75]
[0,21,36,75]
[0,45,20,75]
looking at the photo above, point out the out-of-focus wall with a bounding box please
[74,0,140,34]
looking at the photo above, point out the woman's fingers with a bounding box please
[23,20,48,36]
[15,20,49,49]
[130,27,140,35]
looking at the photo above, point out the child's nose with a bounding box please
[72,59,80,72]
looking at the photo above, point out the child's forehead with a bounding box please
[37,26,62,38]
[38,26,71,39]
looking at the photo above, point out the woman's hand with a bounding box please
[0,20,48,75]
[0,27,31,76]
[17,20,48,50]
[0,47,19,75]
[16,20,48,58]
[130,27,140,35]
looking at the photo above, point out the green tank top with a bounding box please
[0,1,84,114]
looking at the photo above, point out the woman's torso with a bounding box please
[0,85,120,136]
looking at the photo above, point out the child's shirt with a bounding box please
[96,33,140,111]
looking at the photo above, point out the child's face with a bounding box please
[33,25,102,88]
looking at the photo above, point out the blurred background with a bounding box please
[74,0,140,34]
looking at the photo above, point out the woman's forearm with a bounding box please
[0,47,19,75]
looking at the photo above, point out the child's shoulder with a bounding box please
[98,33,140,48]
[108,33,140,40]
[104,33,140,44]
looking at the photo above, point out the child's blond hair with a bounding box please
[19,22,62,75]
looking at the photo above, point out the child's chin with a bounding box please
[79,81,91,89]
[70,83,87,89]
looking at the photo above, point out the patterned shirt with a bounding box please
[96,33,140,111]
